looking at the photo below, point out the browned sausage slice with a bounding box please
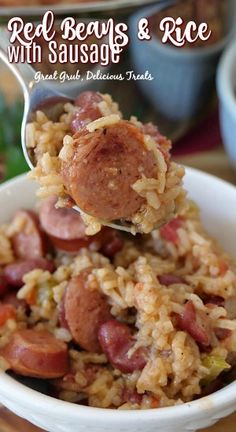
[0,329,68,378]
[71,91,102,133]
[4,258,55,288]
[12,210,47,260]
[64,270,112,352]
[61,120,157,221]
[98,319,147,373]
[39,196,96,252]
[158,274,185,286]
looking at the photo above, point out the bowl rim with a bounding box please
[0,168,236,422]
[129,1,234,59]
[216,40,236,120]
[1,371,236,422]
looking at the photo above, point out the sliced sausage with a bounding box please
[0,329,68,378]
[98,319,147,373]
[224,297,236,319]
[204,295,224,307]
[53,365,101,394]
[3,258,55,288]
[12,210,47,260]
[71,91,102,133]
[142,122,171,161]
[39,196,100,252]
[39,197,123,252]
[64,270,112,352]
[61,120,158,221]
[195,0,221,31]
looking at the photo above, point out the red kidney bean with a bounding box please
[122,387,143,405]
[214,328,232,341]
[158,274,185,286]
[174,300,210,347]
[99,229,124,259]
[98,319,147,373]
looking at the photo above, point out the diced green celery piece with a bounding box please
[202,355,231,383]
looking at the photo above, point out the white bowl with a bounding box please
[0,169,236,432]
[217,39,236,168]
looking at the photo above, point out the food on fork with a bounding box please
[27,91,186,234]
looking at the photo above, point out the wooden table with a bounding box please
[0,64,236,432]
